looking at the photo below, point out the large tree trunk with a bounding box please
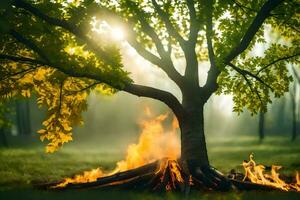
[179,104,209,168]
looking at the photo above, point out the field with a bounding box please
[0,136,300,199]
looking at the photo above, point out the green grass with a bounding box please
[207,136,300,174]
[0,148,123,189]
[0,136,300,199]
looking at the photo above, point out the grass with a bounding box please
[207,136,300,174]
[0,136,300,199]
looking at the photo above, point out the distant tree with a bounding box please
[258,111,265,141]
[0,101,13,146]
[0,0,299,181]
[290,65,300,141]
[15,99,31,136]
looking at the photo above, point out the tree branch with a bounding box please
[224,0,283,63]
[57,80,65,116]
[65,81,102,95]
[127,1,167,59]
[256,53,300,75]
[14,0,184,90]
[183,0,199,86]
[151,0,187,49]
[241,72,264,108]
[10,30,50,62]
[13,0,118,67]
[123,83,184,119]
[0,54,46,66]
[97,6,184,87]
[202,0,220,98]
[186,0,199,44]
[0,67,37,82]
[126,35,184,86]
[231,0,258,13]
[228,62,273,90]
[9,0,185,118]
[131,8,184,84]
[0,55,184,121]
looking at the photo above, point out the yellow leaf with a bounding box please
[34,69,47,81]
[37,129,46,134]
[40,135,46,142]
[61,122,72,131]
[21,90,31,98]
[46,145,57,153]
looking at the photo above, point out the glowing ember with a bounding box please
[242,154,300,192]
[55,108,180,188]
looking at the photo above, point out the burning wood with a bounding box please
[46,110,299,193]
[242,154,300,192]
[53,109,181,188]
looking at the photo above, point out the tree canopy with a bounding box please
[0,0,299,152]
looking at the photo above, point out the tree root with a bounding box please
[39,158,291,193]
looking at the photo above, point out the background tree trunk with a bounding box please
[16,99,31,136]
[291,84,297,141]
[258,112,265,141]
[0,128,8,147]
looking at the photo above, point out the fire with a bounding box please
[55,108,180,188]
[153,159,185,191]
[242,154,300,192]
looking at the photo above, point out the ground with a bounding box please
[0,136,300,200]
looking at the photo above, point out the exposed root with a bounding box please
[40,158,299,193]
[43,159,231,192]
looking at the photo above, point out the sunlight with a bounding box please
[65,47,75,55]
[111,27,125,41]
[217,95,234,116]
[91,18,125,41]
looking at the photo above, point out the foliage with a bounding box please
[0,101,13,130]
[0,0,299,152]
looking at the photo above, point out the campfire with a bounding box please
[48,110,300,193]
[54,108,181,188]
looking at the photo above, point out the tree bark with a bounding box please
[179,101,209,169]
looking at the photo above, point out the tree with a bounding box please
[0,101,13,146]
[258,111,265,141]
[15,99,31,136]
[290,65,300,141]
[0,0,299,185]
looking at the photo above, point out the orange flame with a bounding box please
[154,159,184,191]
[55,108,180,188]
[243,154,300,192]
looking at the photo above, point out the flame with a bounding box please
[242,154,300,192]
[55,108,180,188]
[154,159,184,191]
